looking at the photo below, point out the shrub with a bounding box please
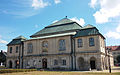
[0,69,37,73]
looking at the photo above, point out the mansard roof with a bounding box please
[74,24,105,39]
[30,18,82,37]
[14,35,27,40]
[30,17,105,39]
[7,36,27,46]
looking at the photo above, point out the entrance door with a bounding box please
[42,58,47,69]
[9,61,12,68]
[90,60,96,69]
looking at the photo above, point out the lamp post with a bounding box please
[108,48,111,73]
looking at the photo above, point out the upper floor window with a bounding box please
[54,59,58,65]
[10,47,12,53]
[77,39,83,48]
[27,43,33,53]
[59,39,66,51]
[16,46,18,53]
[62,59,66,66]
[42,41,48,52]
[89,38,95,46]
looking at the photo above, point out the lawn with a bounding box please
[0,71,120,75]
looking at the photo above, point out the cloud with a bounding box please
[32,0,50,9]
[105,23,120,39]
[116,24,120,32]
[89,0,97,8]
[105,31,120,39]
[0,36,8,44]
[90,0,120,24]
[70,17,85,26]
[54,0,61,4]
[0,39,8,44]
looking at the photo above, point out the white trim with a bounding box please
[28,32,76,40]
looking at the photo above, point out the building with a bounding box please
[6,17,113,70]
[106,46,120,65]
[6,36,26,68]
[0,50,7,66]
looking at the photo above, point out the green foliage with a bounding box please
[0,69,37,73]
[0,66,6,69]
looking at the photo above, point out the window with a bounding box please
[89,38,95,46]
[16,46,18,53]
[27,43,33,53]
[62,59,66,66]
[77,39,83,48]
[42,41,48,52]
[59,39,66,51]
[10,47,12,53]
[54,59,58,65]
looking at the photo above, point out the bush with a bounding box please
[0,66,6,69]
[0,69,37,73]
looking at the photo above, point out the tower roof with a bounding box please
[82,24,95,29]
[7,36,27,46]
[46,18,75,28]
[14,35,27,40]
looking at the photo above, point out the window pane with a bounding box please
[27,43,33,53]
[78,39,83,47]
[62,59,66,65]
[89,38,94,46]
[10,47,12,53]
[42,41,48,52]
[59,40,66,51]
[16,46,18,53]
[54,60,58,65]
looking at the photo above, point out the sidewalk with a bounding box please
[73,67,120,73]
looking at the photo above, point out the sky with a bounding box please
[0,0,120,51]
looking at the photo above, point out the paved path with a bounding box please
[72,67,120,73]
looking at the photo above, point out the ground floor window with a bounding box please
[54,59,58,65]
[62,59,66,66]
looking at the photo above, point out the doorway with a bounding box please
[42,58,47,69]
[90,60,96,69]
[9,60,12,68]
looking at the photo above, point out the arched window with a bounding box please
[89,37,95,46]
[42,41,48,52]
[59,39,66,51]
[78,57,84,70]
[27,43,33,53]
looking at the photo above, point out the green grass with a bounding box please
[0,71,120,75]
